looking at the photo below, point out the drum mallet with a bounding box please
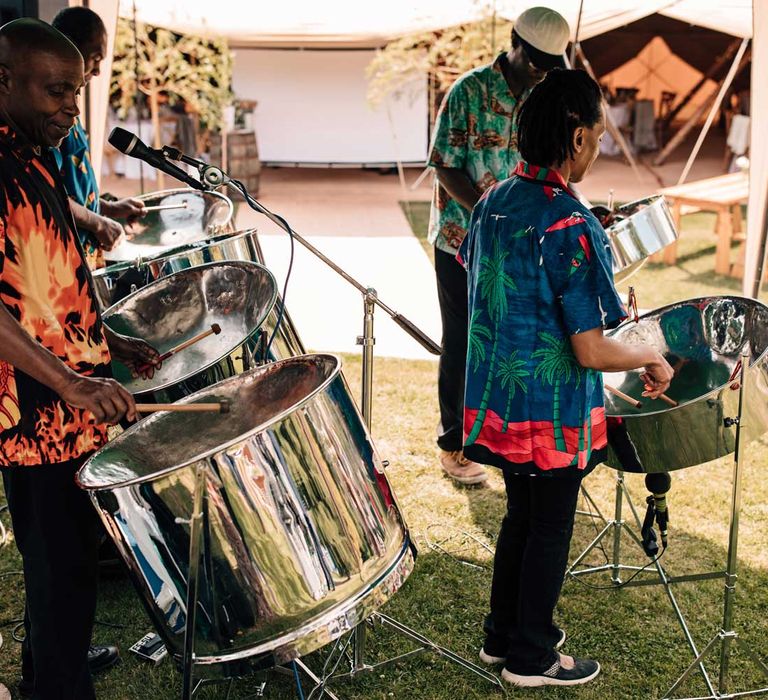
[135,400,231,414]
[657,393,679,407]
[605,384,643,409]
[136,324,222,374]
[140,202,189,213]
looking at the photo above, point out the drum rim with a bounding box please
[93,228,258,277]
[77,353,345,490]
[605,294,768,418]
[102,259,278,393]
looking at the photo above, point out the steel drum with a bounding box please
[103,261,278,404]
[608,196,678,284]
[95,229,305,362]
[603,296,768,473]
[104,188,234,264]
[77,354,414,673]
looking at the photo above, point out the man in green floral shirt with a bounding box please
[428,7,571,484]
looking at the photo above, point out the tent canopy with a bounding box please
[582,13,749,83]
[119,0,753,46]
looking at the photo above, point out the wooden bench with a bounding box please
[651,171,748,276]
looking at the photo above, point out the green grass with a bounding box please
[3,218,768,698]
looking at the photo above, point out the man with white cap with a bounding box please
[427,7,571,485]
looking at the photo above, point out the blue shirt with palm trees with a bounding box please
[458,161,627,475]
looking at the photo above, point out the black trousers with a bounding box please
[434,247,468,452]
[3,456,100,700]
[485,469,583,673]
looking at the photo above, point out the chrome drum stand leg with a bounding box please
[662,348,768,700]
[340,291,502,692]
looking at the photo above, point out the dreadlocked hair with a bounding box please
[517,69,602,168]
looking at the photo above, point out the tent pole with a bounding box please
[749,194,768,298]
[132,0,145,193]
[569,0,584,67]
[676,38,750,186]
[575,43,644,183]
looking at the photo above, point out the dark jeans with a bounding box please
[434,247,468,452]
[485,469,583,673]
[3,456,100,700]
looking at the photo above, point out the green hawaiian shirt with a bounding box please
[428,53,527,255]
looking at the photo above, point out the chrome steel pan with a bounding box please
[103,261,277,404]
[603,296,768,472]
[77,355,414,673]
[94,229,305,362]
[608,196,678,284]
[105,188,234,264]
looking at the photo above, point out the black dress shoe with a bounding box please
[18,645,120,697]
[88,644,121,674]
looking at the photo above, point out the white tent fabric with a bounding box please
[742,0,767,296]
[119,0,753,44]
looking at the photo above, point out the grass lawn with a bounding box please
[2,206,768,699]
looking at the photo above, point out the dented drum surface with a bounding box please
[103,261,277,403]
[604,296,768,472]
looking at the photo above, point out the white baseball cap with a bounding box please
[514,6,570,70]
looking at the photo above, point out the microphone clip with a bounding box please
[641,495,659,558]
[161,146,229,190]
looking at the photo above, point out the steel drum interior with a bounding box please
[105,189,233,263]
[103,261,276,397]
[77,355,413,673]
[608,196,678,284]
[604,296,768,472]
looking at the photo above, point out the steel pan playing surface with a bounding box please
[103,261,276,402]
[105,189,233,263]
[604,296,768,472]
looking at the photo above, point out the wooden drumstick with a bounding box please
[136,323,222,374]
[605,384,643,409]
[657,393,679,407]
[140,202,189,212]
[135,401,230,414]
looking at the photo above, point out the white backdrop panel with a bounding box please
[232,49,428,165]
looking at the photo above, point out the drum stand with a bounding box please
[661,348,768,700]
[169,165,501,697]
[568,471,724,695]
[569,348,768,699]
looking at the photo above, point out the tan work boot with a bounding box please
[440,450,488,485]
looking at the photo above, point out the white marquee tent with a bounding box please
[105,0,765,297]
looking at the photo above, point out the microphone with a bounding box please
[108,128,205,191]
[645,472,671,548]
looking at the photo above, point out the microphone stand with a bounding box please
[160,150,501,695]
[161,147,441,422]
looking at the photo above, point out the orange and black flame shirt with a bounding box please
[0,121,111,466]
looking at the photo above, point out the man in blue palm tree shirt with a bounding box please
[458,70,673,688]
